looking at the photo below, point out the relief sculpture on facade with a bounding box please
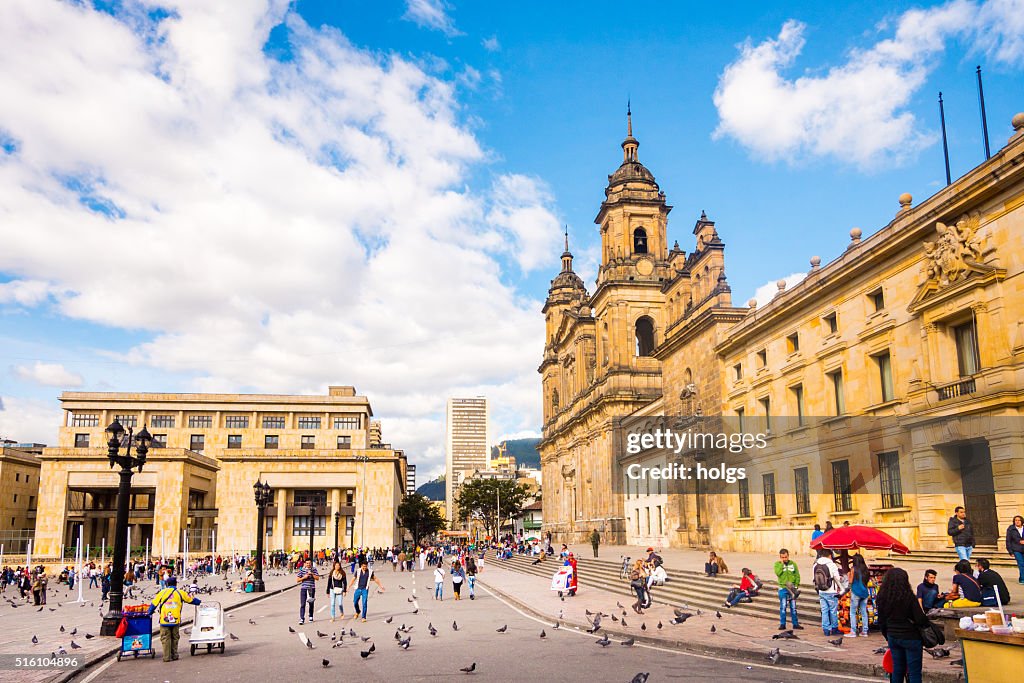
[922,212,983,286]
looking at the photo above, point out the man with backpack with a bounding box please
[813,549,842,636]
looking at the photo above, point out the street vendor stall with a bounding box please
[955,629,1024,680]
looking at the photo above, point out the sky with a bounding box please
[1,0,1023,479]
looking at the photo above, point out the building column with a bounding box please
[154,462,185,559]
[32,461,68,557]
[989,430,1024,526]
[275,488,287,552]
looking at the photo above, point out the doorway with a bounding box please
[957,441,998,544]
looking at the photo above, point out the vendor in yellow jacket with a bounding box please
[148,576,201,662]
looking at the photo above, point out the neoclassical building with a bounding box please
[540,110,1024,553]
[34,387,408,558]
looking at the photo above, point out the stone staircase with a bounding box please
[885,544,1018,568]
[489,552,822,622]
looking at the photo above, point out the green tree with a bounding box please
[455,478,529,538]
[397,493,446,544]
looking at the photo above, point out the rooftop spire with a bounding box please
[564,224,569,252]
[561,225,574,272]
[622,101,639,163]
[627,99,632,137]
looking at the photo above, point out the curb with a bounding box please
[477,576,963,683]
[55,581,299,683]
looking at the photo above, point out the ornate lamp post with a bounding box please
[333,511,340,557]
[252,479,272,592]
[99,419,152,636]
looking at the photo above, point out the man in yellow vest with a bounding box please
[148,576,201,662]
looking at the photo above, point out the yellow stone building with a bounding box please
[540,110,1024,553]
[33,386,408,557]
[0,442,43,551]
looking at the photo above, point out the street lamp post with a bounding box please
[308,505,315,562]
[99,420,152,636]
[333,511,340,557]
[252,479,272,592]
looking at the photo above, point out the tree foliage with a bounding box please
[397,493,446,544]
[454,478,529,537]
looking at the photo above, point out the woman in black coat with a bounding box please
[876,567,930,683]
[1007,514,1024,584]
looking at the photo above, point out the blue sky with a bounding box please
[1,0,1023,477]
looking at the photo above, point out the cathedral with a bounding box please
[540,109,1024,554]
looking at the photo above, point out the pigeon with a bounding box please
[322,659,330,668]
[360,650,372,659]
[772,630,798,640]
[399,585,405,590]
[398,637,411,649]
[331,641,344,649]
[249,618,257,625]
[452,621,459,631]
[621,618,628,627]
[657,621,663,630]
[926,647,951,659]
[37,606,43,612]
[368,643,375,653]
[349,629,357,638]
[460,662,476,673]
[229,633,240,641]
[611,615,619,622]
[288,626,296,633]
[670,614,692,625]
[31,636,38,644]
[70,641,82,649]
[412,609,419,615]
[617,601,625,609]
[539,630,546,639]
[395,631,401,641]
[873,647,888,654]
[305,638,314,650]
[553,621,560,629]
[640,623,647,631]
[360,636,371,642]
[316,631,328,638]
[70,628,77,636]
[85,634,95,639]
[716,611,722,619]
[596,634,611,647]
[621,637,635,646]
[386,616,393,624]
[496,625,507,633]
[429,625,438,637]
[710,625,716,633]
[60,625,65,632]
[630,674,650,683]
[407,597,414,603]
[767,648,781,665]
[828,637,844,647]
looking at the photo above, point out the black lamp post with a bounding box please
[252,479,272,592]
[308,505,316,563]
[333,511,340,557]
[99,420,151,636]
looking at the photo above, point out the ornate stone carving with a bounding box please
[922,212,983,286]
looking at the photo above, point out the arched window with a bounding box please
[633,228,648,254]
[635,316,655,356]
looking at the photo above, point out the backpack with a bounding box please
[650,554,664,568]
[813,562,833,592]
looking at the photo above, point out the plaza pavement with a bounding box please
[0,567,297,683]
[478,554,965,682]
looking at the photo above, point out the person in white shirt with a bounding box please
[813,549,842,636]
[433,565,445,600]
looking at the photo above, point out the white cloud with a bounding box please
[0,395,62,445]
[0,1,557,477]
[750,272,807,308]
[13,361,83,388]
[481,35,500,52]
[0,279,57,307]
[403,0,461,37]
[713,0,1024,168]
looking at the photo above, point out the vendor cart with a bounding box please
[189,601,226,655]
[117,605,156,661]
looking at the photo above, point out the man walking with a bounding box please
[813,549,842,636]
[774,548,802,631]
[352,561,384,622]
[590,528,601,558]
[296,560,319,625]
[148,577,200,662]
[948,506,975,561]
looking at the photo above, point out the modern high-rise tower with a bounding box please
[444,397,489,526]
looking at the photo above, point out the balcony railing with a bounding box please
[936,377,976,401]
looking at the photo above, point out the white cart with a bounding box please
[189,601,226,655]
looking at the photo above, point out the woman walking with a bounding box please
[876,567,928,683]
[629,559,648,614]
[451,560,466,600]
[326,561,347,622]
[1006,514,1024,584]
[465,556,477,600]
[848,554,871,637]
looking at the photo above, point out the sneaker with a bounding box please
[778,625,787,630]
[361,618,367,622]
[309,616,314,622]
[299,620,305,625]
[793,625,804,630]
[847,632,857,638]
[861,631,869,637]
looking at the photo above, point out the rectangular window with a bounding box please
[188,415,212,428]
[265,435,279,449]
[823,311,838,335]
[635,512,640,536]
[152,434,167,449]
[334,416,360,429]
[735,407,745,433]
[791,384,805,426]
[869,288,885,312]
[74,433,89,448]
[71,414,99,427]
[738,478,750,518]
[346,490,354,506]
[794,467,810,515]
[733,363,743,381]
[262,416,285,429]
[954,320,980,376]
[763,473,777,516]
[656,505,663,535]
[28,495,34,509]
[227,435,242,449]
[114,414,138,428]
[786,332,800,354]
[265,517,274,536]
[875,351,894,402]
[15,473,19,482]
[292,515,327,537]
[756,349,767,368]
[297,416,321,429]
[151,415,175,428]
[189,434,205,452]
[645,507,650,535]
[828,370,845,415]
[759,397,771,432]
[294,489,327,506]
[337,435,352,449]
[13,494,17,503]
[832,459,853,512]
[878,451,904,508]
[301,435,316,449]
[225,415,249,429]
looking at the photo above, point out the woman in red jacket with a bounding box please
[567,553,578,596]
[724,567,761,607]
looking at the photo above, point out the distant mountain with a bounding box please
[492,437,541,469]
[416,477,445,501]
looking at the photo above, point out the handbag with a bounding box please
[919,620,945,648]
[115,617,128,638]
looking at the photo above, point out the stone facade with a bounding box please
[540,111,1024,553]
[0,444,43,548]
[33,386,407,558]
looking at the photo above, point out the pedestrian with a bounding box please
[876,567,928,683]
[704,551,721,576]
[724,567,760,608]
[296,559,320,625]
[352,561,384,621]
[813,549,842,636]
[947,506,975,561]
[465,556,477,600]
[629,559,648,614]
[847,554,871,637]
[773,548,802,630]
[326,561,347,622]
[943,559,982,608]
[566,552,578,597]
[975,558,1011,606]
[810,523,824,543]
[434,564,444,600]
[590,528,600,558]
[451,560,466,600]
[915,569,945,610]
[148,576,200,662]
[1006,514,1024,584]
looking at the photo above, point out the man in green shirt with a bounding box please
[774,548,802,630]
[590,529,600,558]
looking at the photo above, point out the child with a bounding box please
[433,565,444,600]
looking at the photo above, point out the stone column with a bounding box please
[275,487,287,552]
[989,429,1024,525]
[32,459,68,557]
